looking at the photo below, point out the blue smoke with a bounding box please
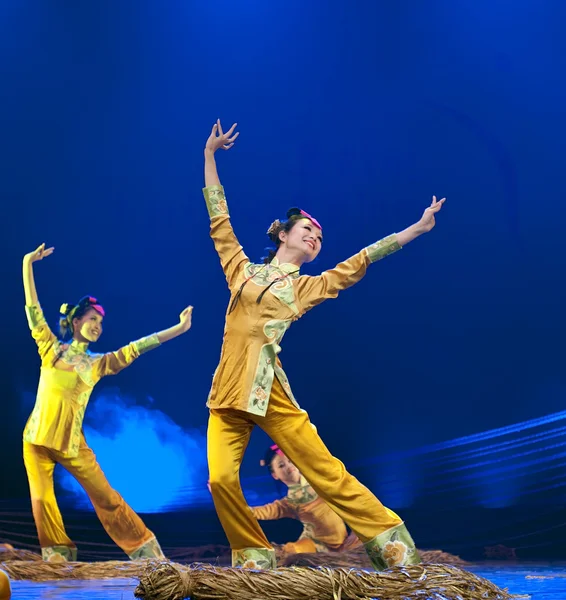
[55,390,208,513]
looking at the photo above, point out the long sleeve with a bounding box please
[251,498,296,521]
[93,334,160,379]
[25,304,57,362]
[203,185,250,290]
[296,234,401,313]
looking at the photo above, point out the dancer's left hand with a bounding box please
[179,306,194,332]
[417,196,446,233]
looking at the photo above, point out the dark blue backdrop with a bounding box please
[1,0,565,557]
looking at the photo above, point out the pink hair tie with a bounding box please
[299,209,323,231]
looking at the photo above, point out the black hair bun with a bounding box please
[286,207,302,219]
[77,295,100,308]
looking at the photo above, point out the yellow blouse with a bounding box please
[24,304,160,457]
[203,184,401,416]
[251,475,348,550]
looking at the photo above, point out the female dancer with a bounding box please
[22,243,193,562]
[204,120,445,570]
[252,444,362,555]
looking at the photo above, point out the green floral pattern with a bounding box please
[129,536,164,560]
[59,342,97,386]
[364,523,421,571]
[23,326,150,456]
[25,304,46,329]
[243,261,301,314]
[232,547,277,570]
[247,320,293,415]
[203,185,229,218]
[286,476,318,507]
[273,365,300,408]
[42,545,77,562]
[366,234,401,263]
[69,391,90,456]
[248,344,273,416]
[133,334,160,355]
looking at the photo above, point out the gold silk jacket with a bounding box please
[251,475,348,550]
[24,304,160,457]
[203,184,401,416]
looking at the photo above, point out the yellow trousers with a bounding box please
[208,377,413,570]
[283,538,318,554]
[23,436,162,561]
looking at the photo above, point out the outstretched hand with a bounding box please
[24,243,54,263]
[205,119,239,154]
[179,306,194,333]
[417,196,446,233]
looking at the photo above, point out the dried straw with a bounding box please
[0,556,526,600]
[134,562,527,600]
[0,547,42,562]
[279,545,469,568]
[0,559,159,581]
[0,546,468,583]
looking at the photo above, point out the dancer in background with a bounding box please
[251,444,362,555]
[22,243,193,562]
[204,120,445,570]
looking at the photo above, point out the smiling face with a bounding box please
[72,307,104,343]
[279,218,323,263]
[270,452,301,486]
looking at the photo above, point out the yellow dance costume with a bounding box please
[204,184,421,571]
[23,304,164,562]
[251,474,352,554]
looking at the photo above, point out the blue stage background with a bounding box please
[1,0,566,559]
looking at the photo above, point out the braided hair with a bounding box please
[58,296,105,339]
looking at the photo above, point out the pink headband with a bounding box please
[92,305,105,317]
[270,444,284,457]
[299,209,323,232]
[88,297,106,317]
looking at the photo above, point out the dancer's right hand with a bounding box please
[205,119,239,154]
[24,243,54,263]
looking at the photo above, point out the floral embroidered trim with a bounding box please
[25,304,46,329]
[363,522,421,571]
[129,537,165,560]
[287,476,318,506]
[366,234,401,264]
[42,545,77,562]
[232,547,277,570]
[243,262,300,314]
[273,364,300,408]
[133,334,161,355]
[247,320,294,415]
[247,345,275,416]
[203,185,229,218]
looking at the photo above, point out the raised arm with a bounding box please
[23,243,54,307]
[93,305,193,379]
[296,196,446,312]
[22,244,57,359]
[203,120,249,289]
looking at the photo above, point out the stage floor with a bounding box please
[8,563,566,599]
